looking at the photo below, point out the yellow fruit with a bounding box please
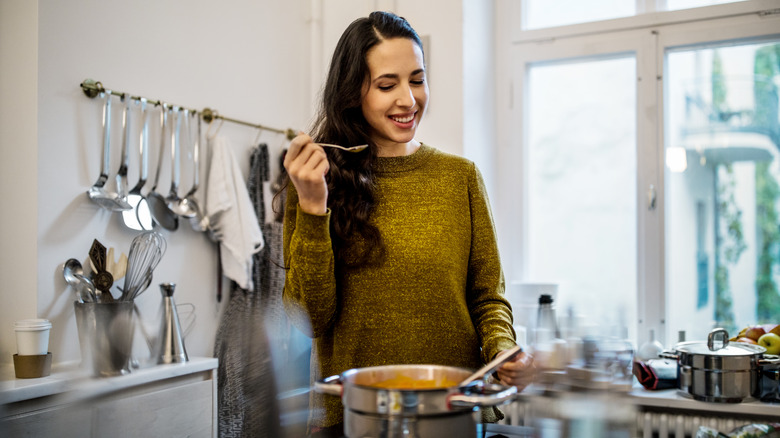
[757,333,780,355]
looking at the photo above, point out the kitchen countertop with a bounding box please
[628,387,780,418]
[0,357,218,406]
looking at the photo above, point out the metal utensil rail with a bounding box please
[79,78,297,140]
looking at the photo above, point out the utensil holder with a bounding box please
[74,301,135,377]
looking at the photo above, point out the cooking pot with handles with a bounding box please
[660,327,780,403]
[314,364,518,438]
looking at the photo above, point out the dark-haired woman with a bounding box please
[282,11,534,436]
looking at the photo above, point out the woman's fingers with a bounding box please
[284,133,329,214]
[496,352,535,391]
[283,133,311,169]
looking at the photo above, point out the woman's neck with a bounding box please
[375,139,421,157]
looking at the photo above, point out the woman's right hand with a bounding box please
[283,133,329,215]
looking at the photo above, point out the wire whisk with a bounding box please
[120,231,166,301]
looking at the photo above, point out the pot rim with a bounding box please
[340,364,475,390]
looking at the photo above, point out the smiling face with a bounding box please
[361,37,428,156]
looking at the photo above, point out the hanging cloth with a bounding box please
[214,144,281,438]
[205,136,264,290]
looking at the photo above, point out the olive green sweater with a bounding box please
[282,144,516,427]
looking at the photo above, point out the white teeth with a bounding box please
[391,115,414,123]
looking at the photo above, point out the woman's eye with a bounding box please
[378,84,394,91]
[411,79,425,85]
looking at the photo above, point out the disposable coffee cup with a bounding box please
[14,319,52,356]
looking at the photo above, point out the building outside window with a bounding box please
[499,0,780,346]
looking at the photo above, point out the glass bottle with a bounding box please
[535,294,560,344]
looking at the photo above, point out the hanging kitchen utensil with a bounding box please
[147,104,178,231]
[187,113,207,231]
[62,258,96,303]
[170,109,204,224]
[165,107,187,219]
[115,94,131,206]
[87,91,132,211]
[122,97,154,231]
[89,239,114,302]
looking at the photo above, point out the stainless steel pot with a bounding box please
[661,328,780,403]
[315,364,518,438]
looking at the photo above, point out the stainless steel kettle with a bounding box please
[156,283,189,364]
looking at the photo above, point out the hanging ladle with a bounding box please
[147,104,179,231]
[115,94,131,206]
[87,90,132,211]
[122,98,154,230]
[187,114,207,231]
[188,115,209,232]
[170,110,204,225]
[167,108,194,218]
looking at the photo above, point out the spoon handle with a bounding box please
[458,345,523,387]
[316,143,368,152]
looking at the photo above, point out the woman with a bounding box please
[282,11,534,436]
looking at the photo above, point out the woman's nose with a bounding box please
[396,84,415,108]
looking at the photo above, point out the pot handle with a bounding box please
[758,354,780,366]
[659,350,679,360]
[313,374,343,397]
[707,328,729,351]
[447,383,518,409]
[679,365,692,390]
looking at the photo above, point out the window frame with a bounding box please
[495,0,780,346]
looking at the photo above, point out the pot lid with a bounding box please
[675,328,766,356]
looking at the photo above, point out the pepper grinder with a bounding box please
[157,283,189,364]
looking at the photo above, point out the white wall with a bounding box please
[0,0,40,365]
[1,0,310,367]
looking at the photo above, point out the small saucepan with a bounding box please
[661,328,780,403]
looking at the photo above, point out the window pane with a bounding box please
[526,58,637,339]
[665,41,780,342]
[666,0,748,12]
[524,0,635,30]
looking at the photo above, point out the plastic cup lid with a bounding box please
[14,319,52,330]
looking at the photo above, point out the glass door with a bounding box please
[524,57,639,338]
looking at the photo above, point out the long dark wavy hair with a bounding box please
[310,11,424,267]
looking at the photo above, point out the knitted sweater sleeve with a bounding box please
[282,184,338,338]
[466,163,517,364]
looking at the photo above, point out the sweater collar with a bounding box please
[374,143,434,174]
